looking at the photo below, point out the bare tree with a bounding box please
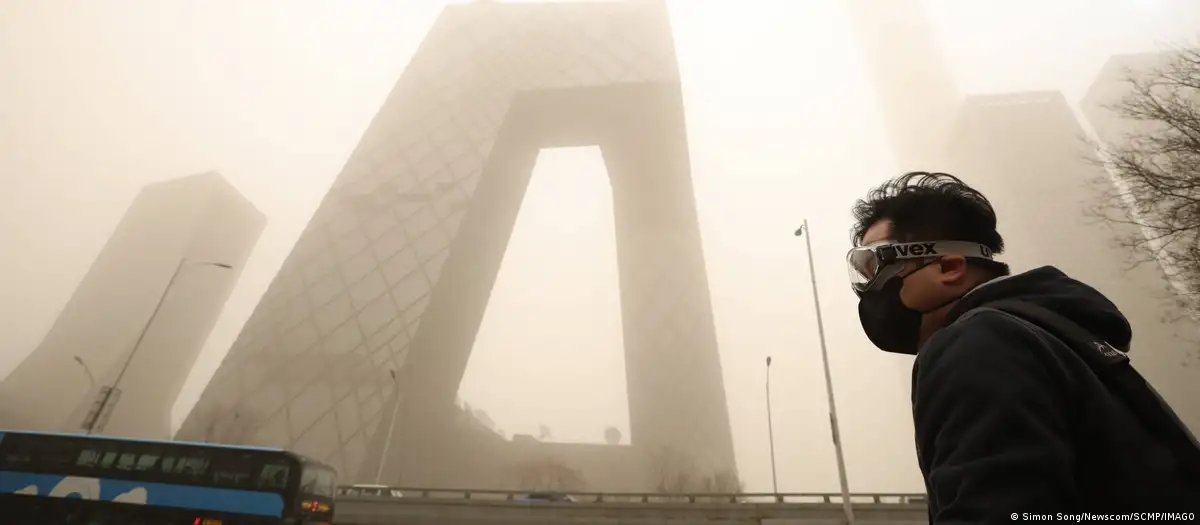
[1091,46,1200,316]
[195,405,261,445]
[647,445,744,501]
[537,425,552,441]
[699,469,745,494]
[508,458,586,491]
[648,445,696,494]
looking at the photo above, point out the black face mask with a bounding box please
[857,263,962,355]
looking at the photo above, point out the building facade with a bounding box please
[842,0,961,169]
[1080,51,1180,149]
[177,0,737,490]
[1079,52,1200,428]
[0,172,264,439]
[950,92,1200,431]
[848,1,1199,431]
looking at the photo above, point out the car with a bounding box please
[517,491,577,503]
[339,484,404,498]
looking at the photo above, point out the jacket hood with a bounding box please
[944,266,1133,351]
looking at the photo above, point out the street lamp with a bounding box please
[765,356,779,495]
[73,356,95,393]
[375,369,400,485]
[83,258,232,435]
[794,219,855,525]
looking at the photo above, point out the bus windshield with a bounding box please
[300,464,336,497]
[298,462,337,522]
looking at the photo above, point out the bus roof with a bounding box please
[0,429,284,453]
[298,455,336,472]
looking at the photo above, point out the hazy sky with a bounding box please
[2,0,1198,494]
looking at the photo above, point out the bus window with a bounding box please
[258,463,290,491]
[302,466,336,497]
[0,436,33,468]
[212,455,254,488]
[300,469,317,494]
[115,452,138,471]
[75,449,103,468]
[301,466,336,497]
[100,451,118,468]
[40,437,77,470]
[133,453,159,471]
[159,456,176,473]
[174,456,209,478]
[319,469,337,497]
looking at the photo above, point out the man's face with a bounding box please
[860,219,959,314]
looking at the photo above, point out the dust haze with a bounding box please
[2,0,1199,494]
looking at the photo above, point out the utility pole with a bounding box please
[766,356,779,494]
[82,259,231,434]
[795,219,855,525]
[375,369,401,485]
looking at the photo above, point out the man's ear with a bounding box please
[936,255,969,285]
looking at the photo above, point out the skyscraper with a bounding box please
[178,0,736,489]
[0,172,264,439]
[847,0,1199,431]
[842,0,961,169]
[1081,51,1178,149]
[1079,52,1200,428]
[950,92,1200,430]
[1079,51,1189,236]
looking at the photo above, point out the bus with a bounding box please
[0,430,337,525]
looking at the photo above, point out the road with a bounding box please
[333,491,927,525]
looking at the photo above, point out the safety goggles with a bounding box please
[846,240,995,295]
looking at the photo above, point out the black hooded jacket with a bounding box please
[914,266,1200,522]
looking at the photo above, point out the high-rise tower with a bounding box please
[843,0,961,169]
[0,172,264,439]
[951,91,1200,430]
[847,2,1199,431]
[178,0,736,490]
[1079,55,1200,429]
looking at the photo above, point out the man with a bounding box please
[848,172,1200,521]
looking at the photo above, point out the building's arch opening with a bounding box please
[458,146,630,445]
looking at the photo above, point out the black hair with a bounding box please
[851,171,1010,277]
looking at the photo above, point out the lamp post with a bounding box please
[375,369,400,485]
[794,219,855,525]
[765,356,779,494]
[83,258,232,435]
[73,356,95,393]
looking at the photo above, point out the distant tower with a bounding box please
[1079,54,1200,431]
[177,0,736,490]
[1080,52,1181,162]
[843,0,961,169]
[951,92,1200,431]
[0,172,265,439]
[845,1,1200,432]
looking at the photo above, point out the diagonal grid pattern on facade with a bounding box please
[179,0,734,488]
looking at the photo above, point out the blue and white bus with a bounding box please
[0,430,337,525]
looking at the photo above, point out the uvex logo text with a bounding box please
[895,243,937,257]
